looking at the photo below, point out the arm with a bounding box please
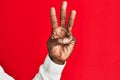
[0,55,65,80]
[33,55,65,80]
[0,66,14,80]
[33,1,76,80]
[0,1,76,80]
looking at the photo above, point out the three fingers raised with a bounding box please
[50,1,76,32]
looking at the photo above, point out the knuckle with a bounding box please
[68,22,72,27]
[69,17,73,21]
[72,36,76,42]
[52,20,58,24]
[61,16,66,21]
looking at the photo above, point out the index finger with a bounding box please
[50,7,58,29]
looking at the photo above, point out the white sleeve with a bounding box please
[0,66,15,80]
[33,55,66,80]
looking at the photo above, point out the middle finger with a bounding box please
[60,1,67,27]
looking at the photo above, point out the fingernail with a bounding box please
[72,10,76,14]
[62,1,67,9]
[50,7,56,15]
[63,38,69,44]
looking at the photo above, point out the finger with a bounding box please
[67,37,76,50]
[58,38,69,44]
[50,7,58,29]
[68,10,76,32]
[51,34,60,39]
[60,1,67,27]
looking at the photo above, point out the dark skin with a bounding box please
[47,1,76,64]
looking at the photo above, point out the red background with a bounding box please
[0,0,120,80]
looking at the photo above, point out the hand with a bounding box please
[47,1,76,64]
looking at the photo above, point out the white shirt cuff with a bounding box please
[33,55,66,80]
[41,55,66,74]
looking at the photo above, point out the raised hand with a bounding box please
[47,1,76,64]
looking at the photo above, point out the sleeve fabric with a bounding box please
[0,55,65,80]
[0,66,14,80]
[33,55,66,80]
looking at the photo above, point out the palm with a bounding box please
[47,1,76,64]
[50,27,69,58]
